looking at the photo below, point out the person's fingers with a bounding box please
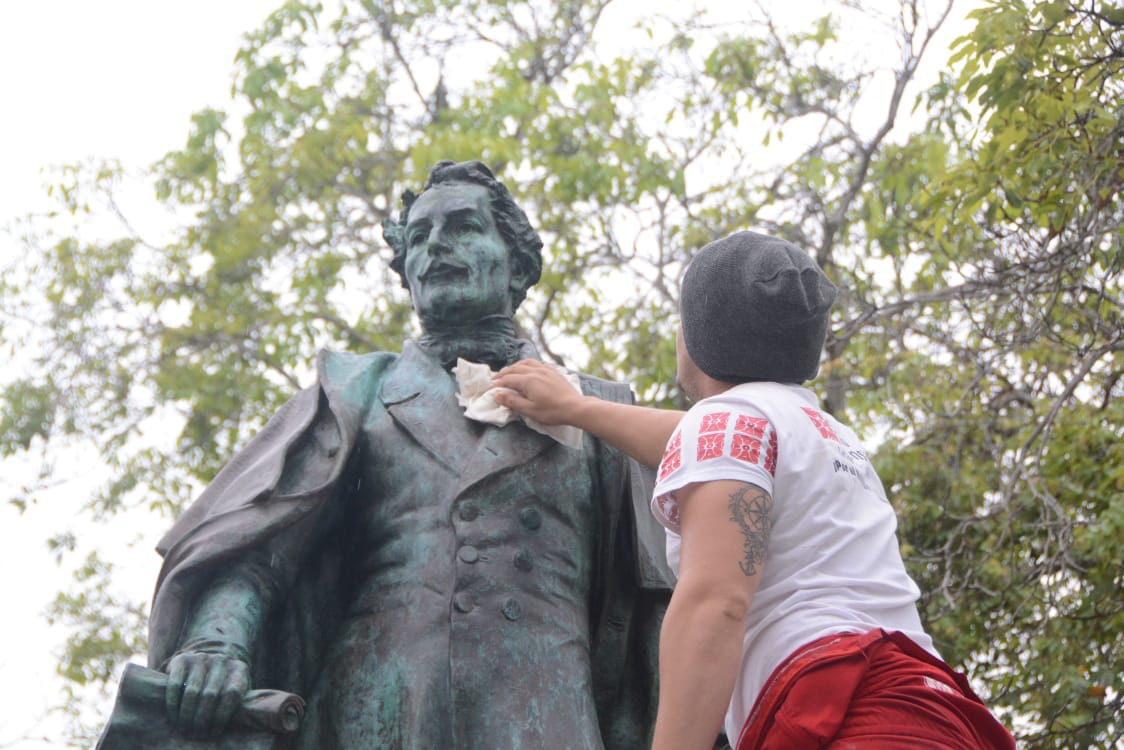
[190,656,226,737]
[493,389,528,409]
[496,358,543,375]
[212,660,251,732]
[490,372,525,392]
[494,367,556,392]
[164,656,187,724]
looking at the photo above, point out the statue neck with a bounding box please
[418,315,524,370]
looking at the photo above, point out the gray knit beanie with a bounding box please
[680,231,837,384]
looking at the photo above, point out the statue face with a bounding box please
[403,182,514,326]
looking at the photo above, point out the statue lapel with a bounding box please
[454,417,558,497]
[380,341,478,476]
[452,339,560,495]
[379,340,562,495]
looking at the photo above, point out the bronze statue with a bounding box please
[98,160,672,749]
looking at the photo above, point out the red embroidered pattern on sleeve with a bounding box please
[654,494,681,528]
[801,406,841,442]
[695,411,776,475]
[766,428,778,475]
[658,430,683,480]
[730,414,777,476]
[699,412,730,433]
[730,422,763,462]
[696,411,730,461]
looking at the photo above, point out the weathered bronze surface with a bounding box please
[97,161,672,750]
[97,664,303,749]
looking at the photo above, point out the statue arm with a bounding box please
[163,556,278,738]
[146,356,372,739]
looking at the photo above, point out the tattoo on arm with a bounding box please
[728,485,773,576]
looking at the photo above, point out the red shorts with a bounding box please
[735,629,1016,750]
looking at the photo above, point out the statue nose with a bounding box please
[427,227,453,255]
[428,241,453,259]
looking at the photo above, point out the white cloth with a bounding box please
[453,359,585,449]
[651,381,937,742]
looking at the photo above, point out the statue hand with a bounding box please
[164,648,250,737]
[493,359,586,426]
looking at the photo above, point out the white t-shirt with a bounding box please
[652,381,937,742]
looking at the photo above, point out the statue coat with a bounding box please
[146,341,673,749]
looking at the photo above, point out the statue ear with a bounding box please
[382,217,404,253]
[509,255,535,298]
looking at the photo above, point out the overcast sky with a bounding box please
[0,3,282,746]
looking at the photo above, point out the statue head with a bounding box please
[383,161,543,324]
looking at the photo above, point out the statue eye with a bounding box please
[456,220,481,236]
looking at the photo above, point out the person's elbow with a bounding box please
[675,576,754,628]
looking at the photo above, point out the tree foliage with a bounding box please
[1,0,1119,746]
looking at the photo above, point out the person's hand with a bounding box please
[493,359,586,426]
[164,649,250,738]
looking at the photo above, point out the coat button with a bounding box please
[453,593,474,613]
[458,545,479,563]
[502,597,523,621]
[519,507,542,530]
[459,503,479,521]
[513,548,533,572]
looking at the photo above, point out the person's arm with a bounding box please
[493,359,683,468]
[651,479,773,750]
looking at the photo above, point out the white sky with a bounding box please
[0,2,283,746]
[0,1,977,746]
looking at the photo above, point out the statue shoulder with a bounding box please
[316,348,399,391]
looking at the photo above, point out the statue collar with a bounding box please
[381,339,538,407]
[418,315,529,370]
